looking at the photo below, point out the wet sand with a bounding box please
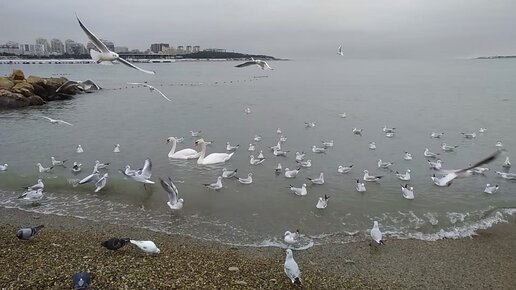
[1,207,515,289]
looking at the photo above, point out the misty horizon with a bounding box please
[2,0,516,59]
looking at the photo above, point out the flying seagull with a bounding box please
[337,45,344,56]
[56,80,101,93]
[235,58,273,70]
[435,150,503,187]
[160,177,184,210]
[41,116,73,126]
[76,14,156,74]
[127,82,171,101]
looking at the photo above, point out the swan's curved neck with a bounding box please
[168,139,177,156]
[198,142,207,161]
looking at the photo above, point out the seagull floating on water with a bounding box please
[295,152,305,161]
[250,155,265,165]
[51,156,67,167]
[316,195,329,209]
[441,143,459,152]
[204,176,223,190]
[479,128,487,133]
[289,184,307,196]
[113,144,121,153]
[461,132,476,139]
[76,145,84,153]
[226,142,239,151]
[428,159,443,170]
[236,173,253,184]
[403,152,412,160]
[254,135,262,142]
[496,171,516,180]
[275,163,282,174]
[94,160,110,171]
[502,156,511,168]
[369,142,376,150]
[396,169,411,181]
[248,144,255,152]
[304,122,316,128]
[279,135,288,143]
[496,141,503,148]
[307,172,324,185]
[353,128,363,135]
[284,230,299,244]
[296,159,311,168]
[257,150,265,159]
[337,45,344,56]
[76,15,155,74]
[338,164,353,174]
[339,112,347,118]
[284,167,300,178]
[377,159,394,169]
[0,164,7,171]
[71,162,82,173]
[273,148,289,157]
[356,179,366,192]
[321,140,334,147]
[383,126,396,133]
[190,130,201,137]
[484,184,499,194]
[127,82,171,101]
[424,148,440,158]
[312,146,326,153]
[363,170,382,182]
[401,184,414,200]
[431,132,444,138]
[37,163,53,173]
[222,168,238,178]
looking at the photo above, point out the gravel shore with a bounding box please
[1,207,515,289]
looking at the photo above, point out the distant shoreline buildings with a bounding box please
[0,37,223,58]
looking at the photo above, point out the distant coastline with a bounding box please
[475,55,516,59]
[0,51,286,65]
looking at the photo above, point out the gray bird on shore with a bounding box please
[284,249,302,286]
[101,238,131,251]
[16,225,44,240]
[72,272,91,290]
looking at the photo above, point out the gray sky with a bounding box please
[2,0,516,58]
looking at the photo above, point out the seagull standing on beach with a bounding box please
[129,240,161,254]
[127,82,171,101]
[16,225,44,240]
[160,177,183,210]
[40,116,73,126]
[370,221,385,246]
[76,15,155,74]
[284,249,302,286]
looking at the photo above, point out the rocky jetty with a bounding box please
[0,69,79,109]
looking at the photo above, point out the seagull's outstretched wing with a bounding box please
[56,80,79,93]
[140,159,152,179]
[438,150,503,185]
[41,116,54,122]
[79,172,100,184]
[263,61,273,70]
[127,82,144,85]
[76,14,110,53]
[58,120,74,126]
[160,177,178,204]
[116,57,156,75]
[82,80,101,90]
[235,61,256,68]
[150,86,171,101]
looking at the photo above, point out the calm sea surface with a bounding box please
[1,58,515,248]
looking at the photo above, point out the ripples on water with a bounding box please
[1,59,516,249]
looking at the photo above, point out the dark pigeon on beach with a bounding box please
[101,238,131,250]
[16,225,44,240]
[72,272,91,289]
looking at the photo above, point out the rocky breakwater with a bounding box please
[0,69,79,109]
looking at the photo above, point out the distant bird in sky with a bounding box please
[41,116,73,126]
[337,45,344,56]
[76,14,155,74]
[127,82,171,101]
[235,58,273,70]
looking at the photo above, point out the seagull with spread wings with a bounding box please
[127,82,171,101]
[76,14,155,75]
[41,116,73,126]
[235,57,273,70]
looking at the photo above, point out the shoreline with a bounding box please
[1,208,515,289]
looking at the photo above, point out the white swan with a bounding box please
[166,137,200,160]
[195,139,234,165]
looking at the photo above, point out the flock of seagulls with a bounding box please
[2,14,514,288]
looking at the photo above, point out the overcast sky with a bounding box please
[2,0,515,58]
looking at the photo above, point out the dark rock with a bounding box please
[27,95,46,106]
[26,76,45,86]
[32,83,48,98]
[0,89,30,108]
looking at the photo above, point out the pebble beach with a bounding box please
[1,207,515,289]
